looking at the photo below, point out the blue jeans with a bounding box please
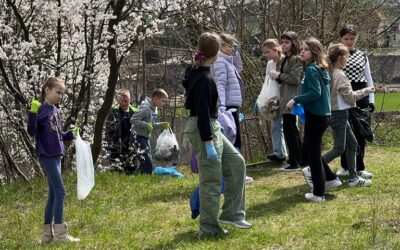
[39,156,65,224]
[271,115,287,158]
[136,136,154,174]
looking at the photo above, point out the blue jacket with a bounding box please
[294,63,331,116]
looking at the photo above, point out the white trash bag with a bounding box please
[256,70,281,121]
[154,128,180,163]
[74,134,95,200]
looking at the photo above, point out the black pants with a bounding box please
[226,106,242,150]
[303,111,330,196]
[341,92,369,171]
[282,114,302,167]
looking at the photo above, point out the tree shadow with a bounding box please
[246,184,337,219]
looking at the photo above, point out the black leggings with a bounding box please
[303,111,330,196]
[282,114,303,167]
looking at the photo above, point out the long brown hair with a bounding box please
[40,77,64,102]
[193,32,221,68]
[303,37,329,69]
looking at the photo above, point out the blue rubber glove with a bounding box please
[205,143,218,161]
[239,113,245,122]
[253,102,259,112]
[218,106,226,113]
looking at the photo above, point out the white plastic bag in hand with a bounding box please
[74,134,95,200]
[154,128,180,163]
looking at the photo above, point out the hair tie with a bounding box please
[194,51,205,61]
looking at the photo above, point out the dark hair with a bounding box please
[194,32,221,68]
[40,77,64,102]
[303,37,329,69]
[152,88,168,98]
[339,25,357,38]
[280,31,301,55]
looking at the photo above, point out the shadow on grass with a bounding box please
[145,230,199,250]
[246,184,337,219]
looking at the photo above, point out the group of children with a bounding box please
[27,24,376,242]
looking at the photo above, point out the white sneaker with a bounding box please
[245,176,253,184]
[305,193,325,202]
[357,170,373,179]
[302,166,313,189]
[349,177,372,187]
[336,167,349,177]
[325,178,342,191]
[219,219,252,229]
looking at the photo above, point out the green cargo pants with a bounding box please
[184,117,246,235]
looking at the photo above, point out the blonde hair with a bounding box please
[40,77,64,102]
[194,32,221,68]
[262,39,281,56]
[303,37,329,69]
[327,43,349,71]
[219,33,236,47]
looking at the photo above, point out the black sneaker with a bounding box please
[280,165,300,172]
[267,154,286,162]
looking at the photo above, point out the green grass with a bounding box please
[1,144,400,249]
[374,92,400,112]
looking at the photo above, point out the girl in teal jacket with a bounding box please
[287,37,331,202]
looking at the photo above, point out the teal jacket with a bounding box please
[294,63,331,116]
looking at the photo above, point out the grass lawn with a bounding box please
[1,143,400,249]
[374,92,400,112]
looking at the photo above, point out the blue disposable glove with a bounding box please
[239,113,245,122]
[205,143,218,161]
[253,102,259,112]
[218,106,226,113]
[291,104,305,124]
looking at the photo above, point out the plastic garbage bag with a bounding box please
[154,128,180,163]
[348,107,374,142]
[256,70,281,121]
[291,104,305,124]
[190,148,198,173]
[154,165,184,178]
[74,134,95,200]
[218,109,237,144]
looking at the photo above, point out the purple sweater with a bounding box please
[27,103,73,156]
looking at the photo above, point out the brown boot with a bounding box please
[42,224,53,244]
[53,223,80,242]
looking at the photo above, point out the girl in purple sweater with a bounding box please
[27,77,80,243]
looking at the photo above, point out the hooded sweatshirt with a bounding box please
[27,102,73,156]
[182,65,218,141]
[294,62,331,116]
[130,97,160,139]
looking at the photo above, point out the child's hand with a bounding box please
[161,122,170,129]
[30,99,41,113]
[286,99,296,110]
[146,123,154,133]
[239,113,245,122]
[71,127,80,138]
[365,87,375,93]
[269,70,280,80]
